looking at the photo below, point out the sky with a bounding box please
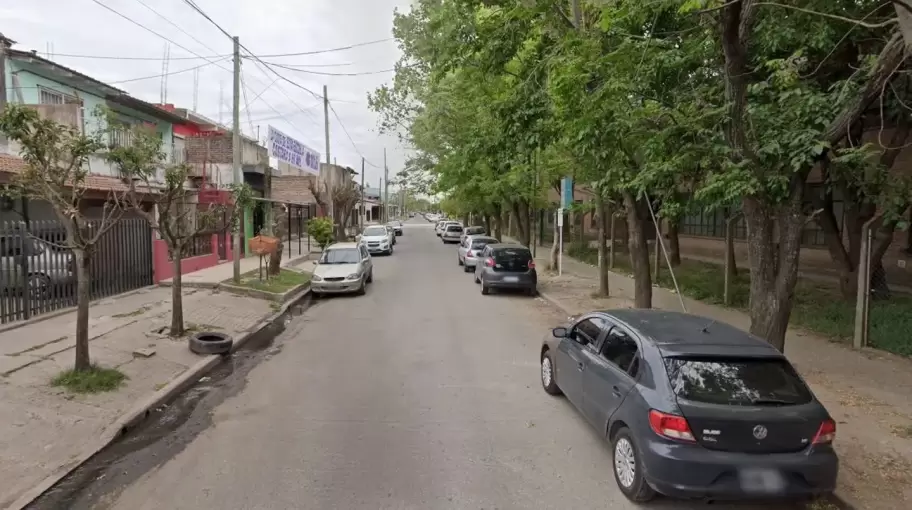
[0,0,413,189]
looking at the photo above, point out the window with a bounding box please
[471,239,493,249]
[39,87,65,105]
[662,357,813,406]
[320,248,361,264]
[600,328,638,373]
[572,317,605,346]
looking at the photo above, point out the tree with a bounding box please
[0,104,122,371]
[104,119,249,337]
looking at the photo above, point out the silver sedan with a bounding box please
[457,235,498,272]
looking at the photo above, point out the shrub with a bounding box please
[307,217,335,249]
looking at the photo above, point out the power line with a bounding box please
[132,0,222,56]
[180,0,233,39]
[329,101,381,168]
[262,61,398,77]
[108,56,230,84]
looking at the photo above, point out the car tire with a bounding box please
[188,331,233,355]
[28,273,51,298]
[474,273,480,284]
[356,278,366,295]
[458,257,463,266]
[612,428,656,503]
[481,281,490,295]
[367,270,373,283]
[540,351,562,396]
[311,290,322,299]
[463,264,472,273]
[526,287,537,297]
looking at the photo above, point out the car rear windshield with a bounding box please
[446,225,463,232]
[471,239,494,249]
[466,227,485,235]
[493,247,532,264]
[663,357,812,407]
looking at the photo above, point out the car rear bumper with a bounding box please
[463,257,479,267]
[483,271,537,289]
[641,439,838,500]
[441,236,461,242]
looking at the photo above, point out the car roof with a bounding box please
[486,243,529,250]
[326,242,360,250]
[599,309,779,354]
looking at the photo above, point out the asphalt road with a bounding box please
[101,219,793,510]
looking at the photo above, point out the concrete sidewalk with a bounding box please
[160,235,319,288]
[0,286,276,508]
[527,243,912,510]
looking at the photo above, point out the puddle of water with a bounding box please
[25,294,318,510]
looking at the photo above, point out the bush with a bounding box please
[51,365,127,393]
[307,217,335,249]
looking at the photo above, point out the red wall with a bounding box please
[152,234,234,283]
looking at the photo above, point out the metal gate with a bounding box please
[0,218,154,324]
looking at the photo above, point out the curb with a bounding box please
[4,287,311,510]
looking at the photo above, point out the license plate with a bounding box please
[738,468,785,494]
[503,276,519,283]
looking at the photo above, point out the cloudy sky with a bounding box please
[1,0,412,189]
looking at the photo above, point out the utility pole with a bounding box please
[322,84,333,223]
[360,157,365,230]
[383,148,389,222]
[231,36,242,283]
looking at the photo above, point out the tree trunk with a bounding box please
[742,190,805,352]
[596,195,609,296]
[73,248,91,371]
[623,192,652,308]
[511,201,531,246]
[550,210,560,271]
[493,211,503,242]
[170,247,184,337]
[869,219,900,300]
[667,219,681,266]
[483,214,492,235]
[462,213,469,226]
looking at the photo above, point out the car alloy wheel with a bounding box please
[614,438,636,489]
[540,352,561,395]
[611,428,655,502]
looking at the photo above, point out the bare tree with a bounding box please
[307,177,359,240]
[105,121,248,336]
[0,104,126,371]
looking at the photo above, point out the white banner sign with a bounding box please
[267,126,320,175]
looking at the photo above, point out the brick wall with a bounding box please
[186,134,233,164]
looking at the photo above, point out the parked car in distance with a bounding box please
[540,309,839,503]
[458,235,497,271]
[441,223,464,244]
[310,242,373,297]
[358,225,394,255]
[460,225,485,244]
[388,220,403,236]
[473,244,537,295]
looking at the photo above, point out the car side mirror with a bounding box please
[552,327,569,338]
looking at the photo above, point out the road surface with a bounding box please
[95,219,793,510]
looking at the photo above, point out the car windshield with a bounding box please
[663,357,813,406]
[320,248,361,264]
[363,227,387,237]
[389,221,401,226]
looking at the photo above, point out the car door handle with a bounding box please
[612,385,622,397]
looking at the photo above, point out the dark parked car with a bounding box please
[540,309,838,503]
[473,243,537,296]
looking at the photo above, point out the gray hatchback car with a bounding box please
[540,309,838,503]
[473,243,537,296]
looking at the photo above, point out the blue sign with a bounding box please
[561,177,573,208]
[267,126,321,175]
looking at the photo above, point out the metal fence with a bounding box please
[0,218,153,324]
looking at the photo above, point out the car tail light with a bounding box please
[528,260,536,269]
[648,410,695,442]
[812,418,836,444]
[485,258,495,267]
[465,250,474,258]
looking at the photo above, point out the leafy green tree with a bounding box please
[0,104,118,372]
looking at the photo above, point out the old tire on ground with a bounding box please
[189,331,233,355]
